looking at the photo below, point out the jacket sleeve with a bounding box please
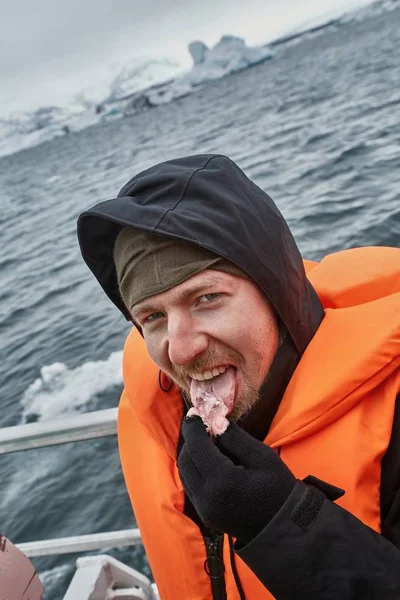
[235,480,400,599]
[381,393,400,547]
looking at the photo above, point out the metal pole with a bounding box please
[17,529,143,557]
[0,408,118,454]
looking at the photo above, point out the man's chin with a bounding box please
[229,385,262,422]
[229,400,255,422]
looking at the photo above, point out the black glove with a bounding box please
[178,416,296,545]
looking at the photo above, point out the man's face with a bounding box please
[132,270,280,420]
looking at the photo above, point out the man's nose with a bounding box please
[167,315,209,366]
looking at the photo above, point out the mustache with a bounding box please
[171,347,243,381]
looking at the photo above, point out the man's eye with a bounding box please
[198,293,220,304]
[144,312,164,323]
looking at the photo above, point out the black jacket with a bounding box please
[78,154,400,598]
[234,395,400,599]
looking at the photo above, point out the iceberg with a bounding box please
[121,35,273,114]
[189,41,208,66]
[185,35,273,85]
[0,106,79,157]
[0,106,71,139]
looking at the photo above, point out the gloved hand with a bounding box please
[178,416,296,545]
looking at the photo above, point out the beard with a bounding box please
[168,347,265,423]
[229,380,261,421]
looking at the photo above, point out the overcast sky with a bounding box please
[1,0,371,117]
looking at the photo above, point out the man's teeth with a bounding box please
[191,366,227,381]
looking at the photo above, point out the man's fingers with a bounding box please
[181,416,232,476]
[216,422,269,468]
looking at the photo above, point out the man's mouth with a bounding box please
[189,366,236,414]
[189,365,230,382]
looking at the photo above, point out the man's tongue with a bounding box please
[190,366,236,414]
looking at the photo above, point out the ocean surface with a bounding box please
[1,5,399,599]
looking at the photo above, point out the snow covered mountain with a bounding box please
[103,58,184,104]
[0,59,182,143]
[0,36,273,157]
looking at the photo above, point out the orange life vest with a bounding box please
[118,247,400,600]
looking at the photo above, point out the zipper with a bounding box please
[228,536,246,600]
[203,531,227,600]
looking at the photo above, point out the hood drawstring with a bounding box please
[228,535,246,599]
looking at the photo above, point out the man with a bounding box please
[77,154,400,599]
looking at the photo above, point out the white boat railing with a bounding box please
[17,529,143,558]
[1,409,159,600]
[0,408,118,454]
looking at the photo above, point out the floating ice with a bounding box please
[20,352,123,423]
[186,35,273,85]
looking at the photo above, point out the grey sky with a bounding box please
[1,0,370,116]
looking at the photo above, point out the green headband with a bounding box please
[114,227,248,313]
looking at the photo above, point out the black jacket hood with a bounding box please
[77,154,324,357]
